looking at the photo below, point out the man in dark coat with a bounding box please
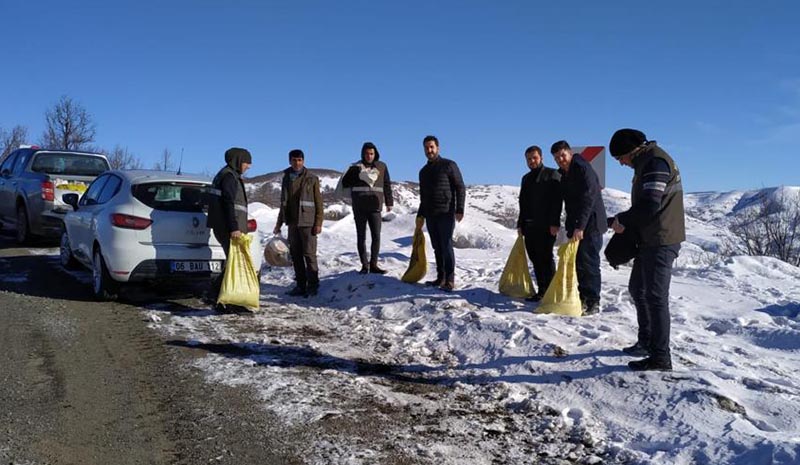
[207,147,252,310]
[551,140,607,315]
[517,145,562,301]
[609,128,685,371]
[416,135,466,291]
[274,149,324,297]
[341,142,394,274]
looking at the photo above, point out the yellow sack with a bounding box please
[498,235,534,298]
[536,241,582,316]
[402,218,428,283]
[218,234,260,310]
[55,183,88,193]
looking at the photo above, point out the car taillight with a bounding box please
[41,181,54,201]
[247,219,257,233]
[110,213,153,230]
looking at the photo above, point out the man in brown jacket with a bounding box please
[273,149,324,297]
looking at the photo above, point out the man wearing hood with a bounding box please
[274,149,324,297]
[341,142,394,274]
[609,128,685,372]
[517,145,562,302]
[207,147,252,308]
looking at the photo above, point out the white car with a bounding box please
[60,169,262,300]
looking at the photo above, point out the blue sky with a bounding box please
[2,0,798,193]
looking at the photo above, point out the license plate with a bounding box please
[170,261,222,273]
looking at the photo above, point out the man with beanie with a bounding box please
[609,128,685,372]
[341,142,394,274]
[416,135,466,292]
[551,140,607,315]
[207,147,253,311]
[274,149,324,297]
[517,145,562,301]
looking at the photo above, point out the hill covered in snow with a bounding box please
[147,182,799,465]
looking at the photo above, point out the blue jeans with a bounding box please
[576,232,603,304]
[426,214,456,282]
[629,244,680,361]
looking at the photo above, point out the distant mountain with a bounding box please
[244,169,421,212]
[244,168,343,207]
[245,170,798,253]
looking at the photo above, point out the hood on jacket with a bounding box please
[224,147,252,174]
[360,142,381,165]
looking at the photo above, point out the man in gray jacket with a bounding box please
[609,128,685,371]
[274,149,324,297]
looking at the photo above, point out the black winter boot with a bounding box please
[628,357,672,372]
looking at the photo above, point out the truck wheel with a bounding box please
[92,248,119,300]
[16,205,31,245]
[60,230,80,270]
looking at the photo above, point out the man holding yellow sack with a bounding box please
[551,140,607,315]
[207,147,253,313]
[517,145,562,302]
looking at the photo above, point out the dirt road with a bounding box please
[0,234,300,465]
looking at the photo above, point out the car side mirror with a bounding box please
[62,193,80,210]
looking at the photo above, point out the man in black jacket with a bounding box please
[609,128,685,371]
[517,145,562,301]
[416,135,466,291]
[341,142,394,274]
[551,140,607,315]
[207,147,252,310]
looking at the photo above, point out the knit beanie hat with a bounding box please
[289,149,305,159]
[609,129,647,158]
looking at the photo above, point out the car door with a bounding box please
[90,174,123,252]
[0,151,20,221]
[68,174,110,261]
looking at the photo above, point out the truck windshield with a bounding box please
[31,153,109,176]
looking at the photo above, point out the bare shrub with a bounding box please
[41,95,96,150]
[1,125,29,158]
[727,189,800,266]
[107,145,143,170]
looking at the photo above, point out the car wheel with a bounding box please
[92,248,119,301]
[16,205,31,244]
[60,230,80,270]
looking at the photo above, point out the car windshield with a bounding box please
[132,182,209,213]
[31,153,109,176]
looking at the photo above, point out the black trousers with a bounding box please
[354,209,382,267]
[522,226,556,296]
[576,232,603,305]
[426,214,456,282]
[629,244,680,362]
[288,225,319,290]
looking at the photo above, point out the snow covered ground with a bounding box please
[138,184,800,465]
